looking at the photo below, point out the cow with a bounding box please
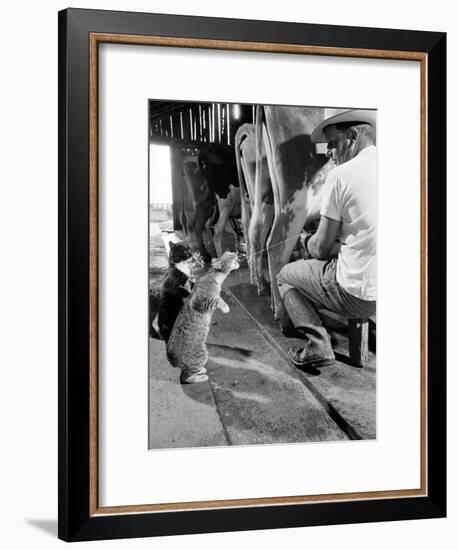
[180,145,241,262]
[235,107,335,316]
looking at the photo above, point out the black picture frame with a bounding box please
[58,8,446,542]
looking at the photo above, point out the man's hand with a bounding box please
[306,216,342,260]
[300,232,315,260]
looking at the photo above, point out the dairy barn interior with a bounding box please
[148,99,376,450]
[149,101,254,248]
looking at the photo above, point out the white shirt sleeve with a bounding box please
[320,171,342,221]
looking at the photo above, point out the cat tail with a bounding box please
[149,287,162,339]
[165,344,180,369]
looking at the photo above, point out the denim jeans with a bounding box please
[277,258,376,359]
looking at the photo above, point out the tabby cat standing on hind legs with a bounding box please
[166,251,240,384]
[149,241,203,341]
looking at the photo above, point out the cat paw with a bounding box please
[180,372,209,384]
[219,303,230,313]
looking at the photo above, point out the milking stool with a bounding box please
[348,318,369,368]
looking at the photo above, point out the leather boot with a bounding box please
[282,289,335,367]
[276,301,302,338]
[287,336,335,367]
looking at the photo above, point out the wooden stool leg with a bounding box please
[348,319,369,368]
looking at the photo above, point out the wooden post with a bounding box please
[170,147,185,231]
[348,319,369,368]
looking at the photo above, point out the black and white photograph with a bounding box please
[148,101,377,449]
[0,0,453,544]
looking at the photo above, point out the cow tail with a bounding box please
[235,124,255,250]
[235,127,247,199]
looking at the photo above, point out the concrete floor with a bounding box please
[149,231,376,449]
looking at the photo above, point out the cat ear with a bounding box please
[169,241,176,249]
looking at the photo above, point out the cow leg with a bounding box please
[205,218,218,259]
[265,162,330,313]
[238,154,255,266]
[248,107,273,294]
[266,220,293,315]
[213,205,230,257]
[182,158,215,262]
[192,208,213,262]
[268,201,308,316]
[240,156,253,239]
[240,190,251,251]
[264,212,285,313]
[248,202,274,294]
[263,136,308,316]
[213,186,240,257]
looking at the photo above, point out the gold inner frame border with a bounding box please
[88,32,428,517]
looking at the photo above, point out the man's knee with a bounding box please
[277,263,291,285]
[277,263,294,298]
[278,260,311,284]
[278,282,295,299]
[277,260,317,299]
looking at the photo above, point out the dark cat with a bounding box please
[149,241,201,341]
[166,251,240,384]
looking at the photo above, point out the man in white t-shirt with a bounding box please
[277,109,377,368]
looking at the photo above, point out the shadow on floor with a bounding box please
[26,519,57,538]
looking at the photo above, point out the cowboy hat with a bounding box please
[311,109,377,143]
